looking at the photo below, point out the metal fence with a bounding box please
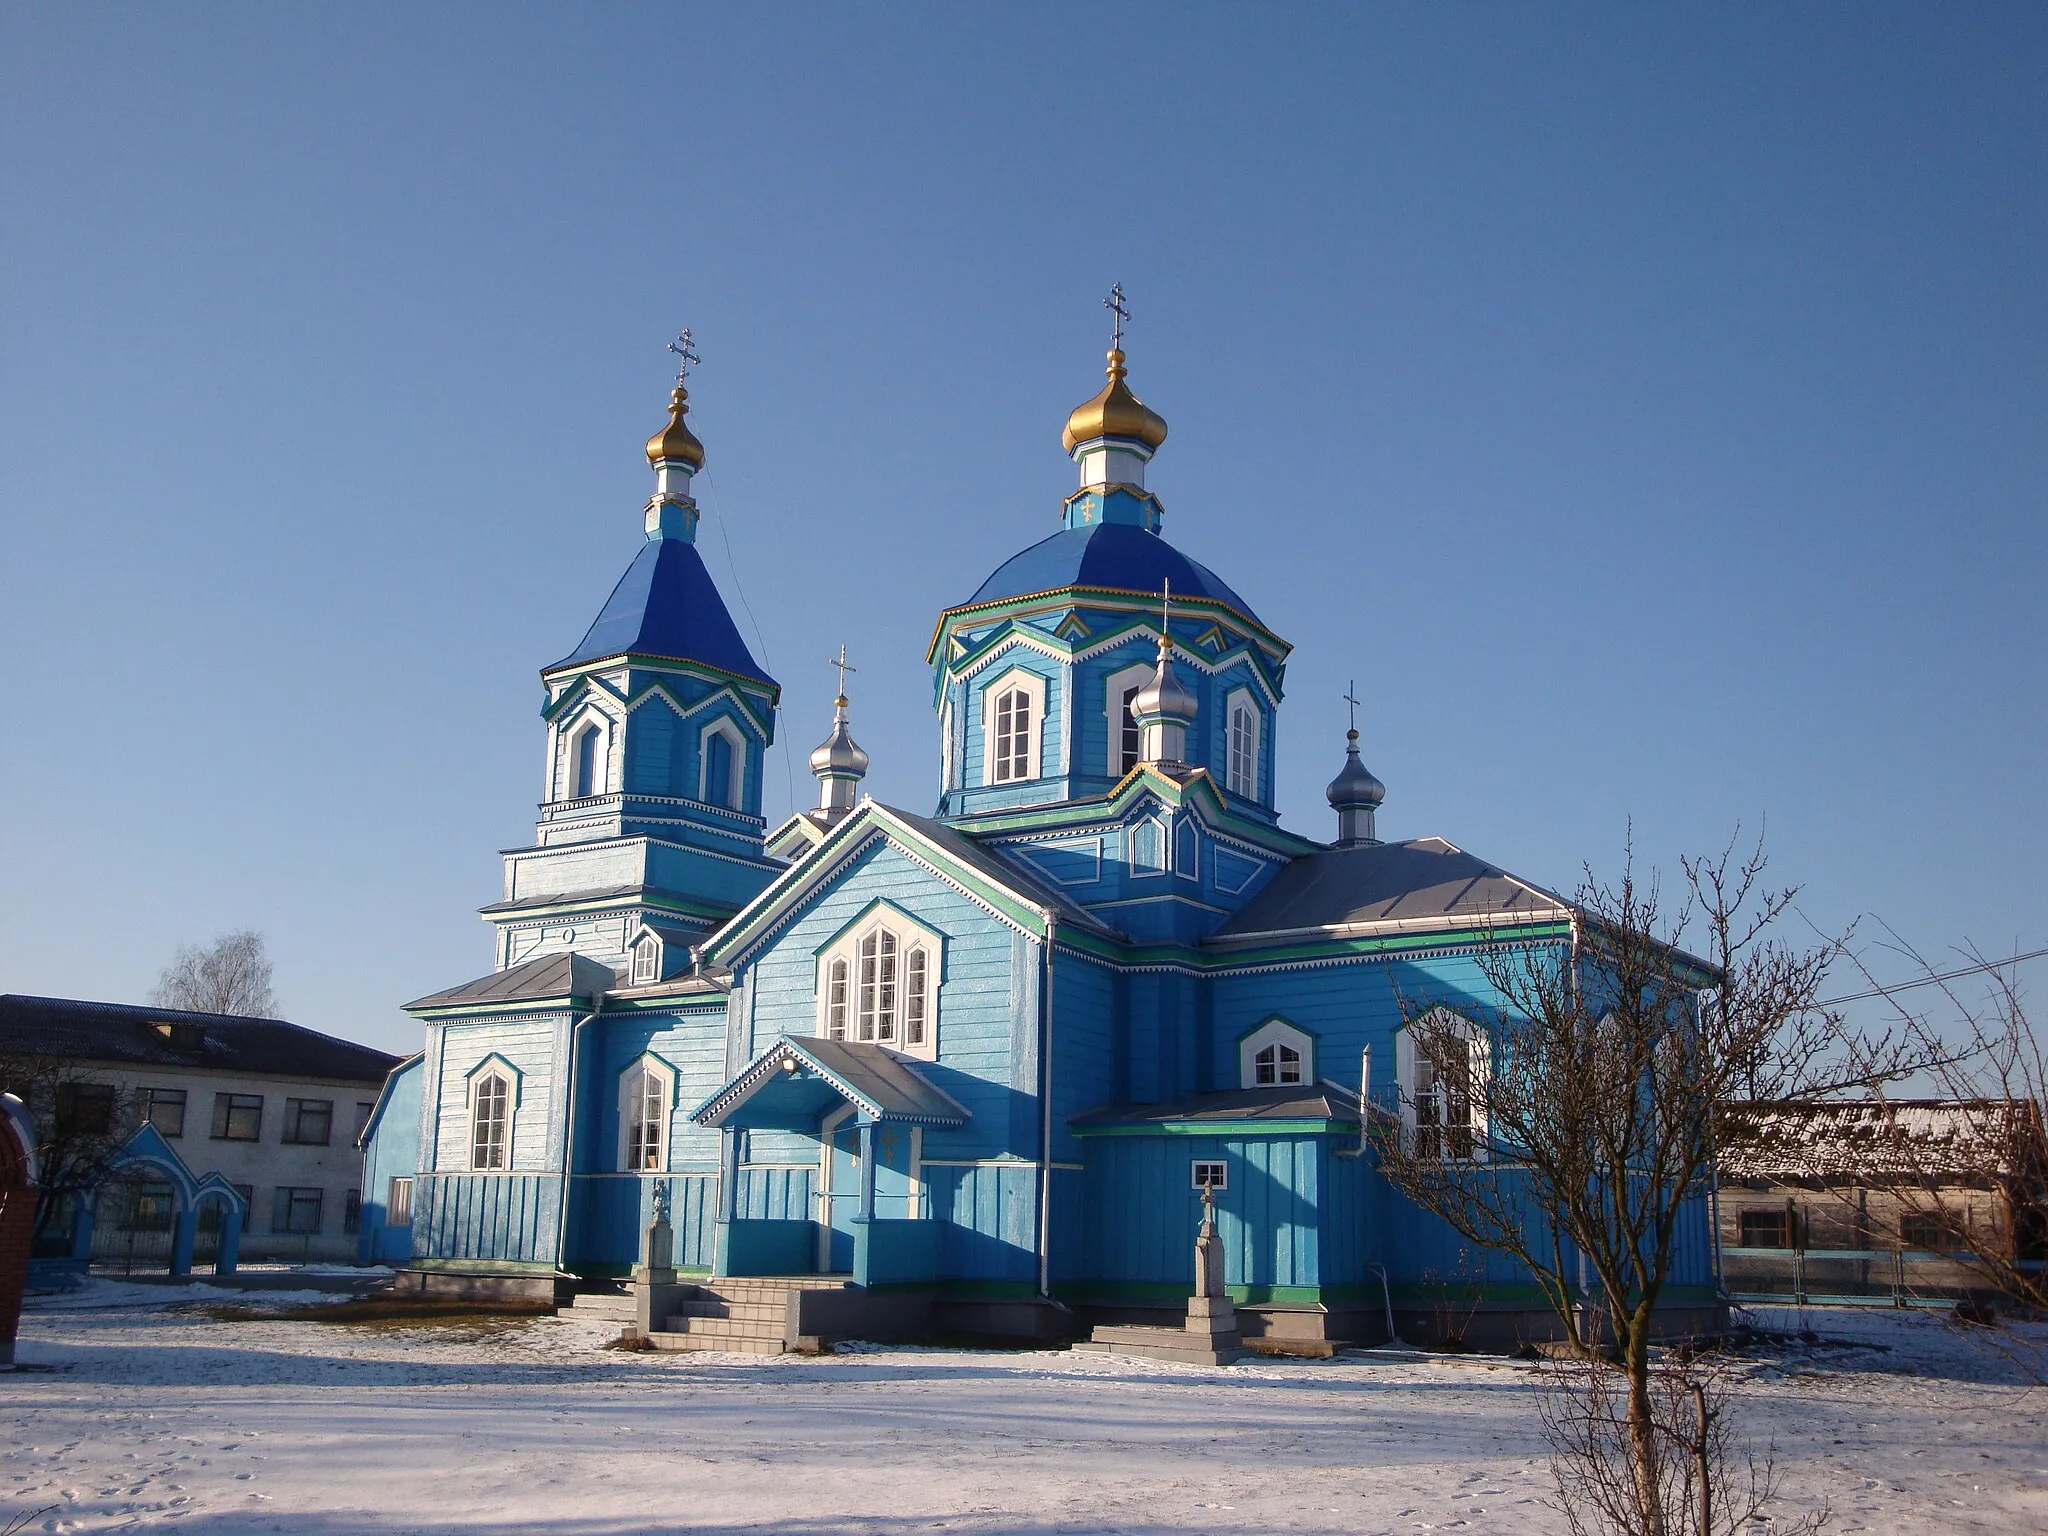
[1721,1244,2035,1308]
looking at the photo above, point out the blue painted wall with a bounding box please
[356,1056,422,1264]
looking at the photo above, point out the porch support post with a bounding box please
[856,1122,876,1223]
[718,1129,741,1222]
[218,1201,243,1275]
[168,1209,197,1277]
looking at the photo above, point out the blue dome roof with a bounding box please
[962,523,1260,625]
[551,536,775,686]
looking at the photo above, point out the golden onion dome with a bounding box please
[1061,349,1168,454]
[645,385,706,470]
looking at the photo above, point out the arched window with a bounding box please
[704,729,735,808]
[572,724,602,799]
[621,1063,667,1171]
[1397,1011,1489,1162]
[825,957,850,1040]
[1227,702,1259,799]
[818,908,942,1059]
[470,1072,510,1170]
[1119,685,1143,775]
[1253,1041,1302,1086]
[630,933,661,985]
[992,687,1033,784]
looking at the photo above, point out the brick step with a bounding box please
[646,1330,788,1356]
[662,1314,787,1341]
[673,1299,788,1324]
[705,1276,850,1294]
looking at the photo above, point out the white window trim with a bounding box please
[1395,1008,1491,1163]
[697,716,746,808]
[1239,1017,1315,1090]
[464,1055,522,1171]
[559,707,617,802]
[1103,662,1154,780]
[616,1054,677,1172]
[1224,686,1261,801]
[979,666,1048,787]
[814,904,945,1060]
[629,930,662,985]
[1129,814,1170,878]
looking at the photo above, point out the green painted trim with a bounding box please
[540,651,783,710]
[958,768,1314,859]
[926,586,1291,669]
[1234,1014,1319,1046]
[1071,1119,1352,1137]
[406,998,587,1022]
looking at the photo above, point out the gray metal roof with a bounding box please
[691,1035,970,1128]
[404,952,618,1012]
[1718,1099,2048,1182]
[0,994,400,1083]
[1071,1081,1362,1131]
[478,885,650,915]
[886,806,1123,939]
[1209,836,1568,943]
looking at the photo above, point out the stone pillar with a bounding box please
[217,1202,243,1276]
[633,1183,682,1338]
[856,1123,877,1223]
[1185,1185,1240,1346]
[169,1209,197,1278]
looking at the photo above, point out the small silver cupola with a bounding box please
[809,646,869,822]
[1327,683,1385,847]
[1131,580,1199,768]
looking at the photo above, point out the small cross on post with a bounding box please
[1158,577,1173,653]
[828,643,856,701]
[667,327,700,387]
[1104,282,1129,350]
[1343,680,1362,734]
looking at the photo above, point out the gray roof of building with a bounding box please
[0,994,400,1083]
[884,806,1123,939]
[1071,1081,1363,1131]
[478,885,650,915]
[1718,1099,2048,1182]
[404,952,619,1012]
[1209,836,1568,943]
[691,1036,970,1128]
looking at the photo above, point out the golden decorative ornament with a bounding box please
[1061,348,1168,454]
[645,385,706,469]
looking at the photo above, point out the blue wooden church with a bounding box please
[360,316,1717,1349]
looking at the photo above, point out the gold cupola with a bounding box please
[1061,348,1169,455]
[645,383,706,471]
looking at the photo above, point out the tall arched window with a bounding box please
[904,947,930,1047]
[858,929,898,1042]
[1227,703,1258,799]
[1119,685,1143,775]
[573,724,602,799]
[622,1065,666,1171]
[825,957,850,1039]
[470,1072,510,1170]
[1397,1010,1489,1163]
[992,687,1033,783]
[704,730,734,808]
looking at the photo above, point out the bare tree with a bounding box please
[150,930,278,1017]
[1372,832,1915,1534]
[0,1054,138,1240]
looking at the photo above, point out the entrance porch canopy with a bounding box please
[689,1036,970,1133]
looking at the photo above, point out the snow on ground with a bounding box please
[3,1282,2044,1535]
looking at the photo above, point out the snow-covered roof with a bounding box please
[1718,1098,2047,1182]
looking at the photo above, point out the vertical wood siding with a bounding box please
[414,1173,560,1265]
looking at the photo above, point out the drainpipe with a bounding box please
[1037,916,1056,1299]
[553,1008,601,1275]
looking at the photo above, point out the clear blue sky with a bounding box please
[3,7,2042,1055]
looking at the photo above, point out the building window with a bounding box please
[1119,684,1142,775]
[620,1060,671,1172]
[273,1186,324,1235]
[342,1189,362,1235]
[1397,1011,1488,1162]
[353,1101,374,1144]
[1192,1160,1227,1190]
[211,1092,263,1142]
[1253,1043,1302,1086]
[470,1072,510,1170]
[1739,1208,1794,1249]
[817,908,942,1059]
[144,1088,188,1139]
[1225,692,1261,799]
[55,1082,117,1137]
[387,1176,414,1226]
[826,957,850,1040]
[631,933,661,985]
[1901,1210,1959,1252]
[992,687,1034,783]
[573,722,602,799]
[705,729,734,807]
[282,1098,333,1146]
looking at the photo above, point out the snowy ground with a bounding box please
[4,1283,2045,1534]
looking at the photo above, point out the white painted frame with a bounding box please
[1395,1007,1491,1163]
[464,1053,523,1171]
[697,716,747,808]
[979,666,1048,787]
[813,901,946,1060]
[1239,1017,1315,1090]
[1103,662,1154,779]
[1223,686,1261,801]
[629,929,662,985]
[1128,815,1170,879]
[616,1053,677,1172]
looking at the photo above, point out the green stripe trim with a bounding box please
[1071,1119,1353,1137]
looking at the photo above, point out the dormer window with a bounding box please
[630,932,661,985]
[1239,1018,1315,1091]
[1254,1042,1301,1086]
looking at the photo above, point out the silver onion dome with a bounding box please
[809,696,870,778]
[1326,730,1385,810]
[1131,638,1198,725]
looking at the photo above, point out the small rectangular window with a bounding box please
[342,1189,362,1235]
[273,1186,324,1235]
[1191,1160,1228,1190]
[1737,1209,1793,1249]
[282,1098,333,1146]
[1900,1210,1958,1252]
[211,1092,264,1141]
[55,1082,118,1137]
[145,1087,188,1139]
[387,1176,414,1225]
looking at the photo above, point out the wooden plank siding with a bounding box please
[414,1173,560,1266]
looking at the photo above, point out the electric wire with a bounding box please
[1818,944,2048,1008]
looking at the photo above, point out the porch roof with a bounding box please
[689,1036,971,1131]
[1070,1081,1362,1137]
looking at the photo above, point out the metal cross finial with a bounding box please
[1105,282,1129,350]
[1343,680,1361,734]
[828,643,856,698]
[667,328,700,387]
[1159,577,1173,651]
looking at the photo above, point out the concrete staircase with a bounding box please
[647,1276,854,1356]
[556,1282,635,1328]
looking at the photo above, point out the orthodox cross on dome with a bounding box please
[828,643,856,701]
[667,328,700,387]
[1104,282,1129,350]
[1158,577,1173,650]
[1343,680,1362,734]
